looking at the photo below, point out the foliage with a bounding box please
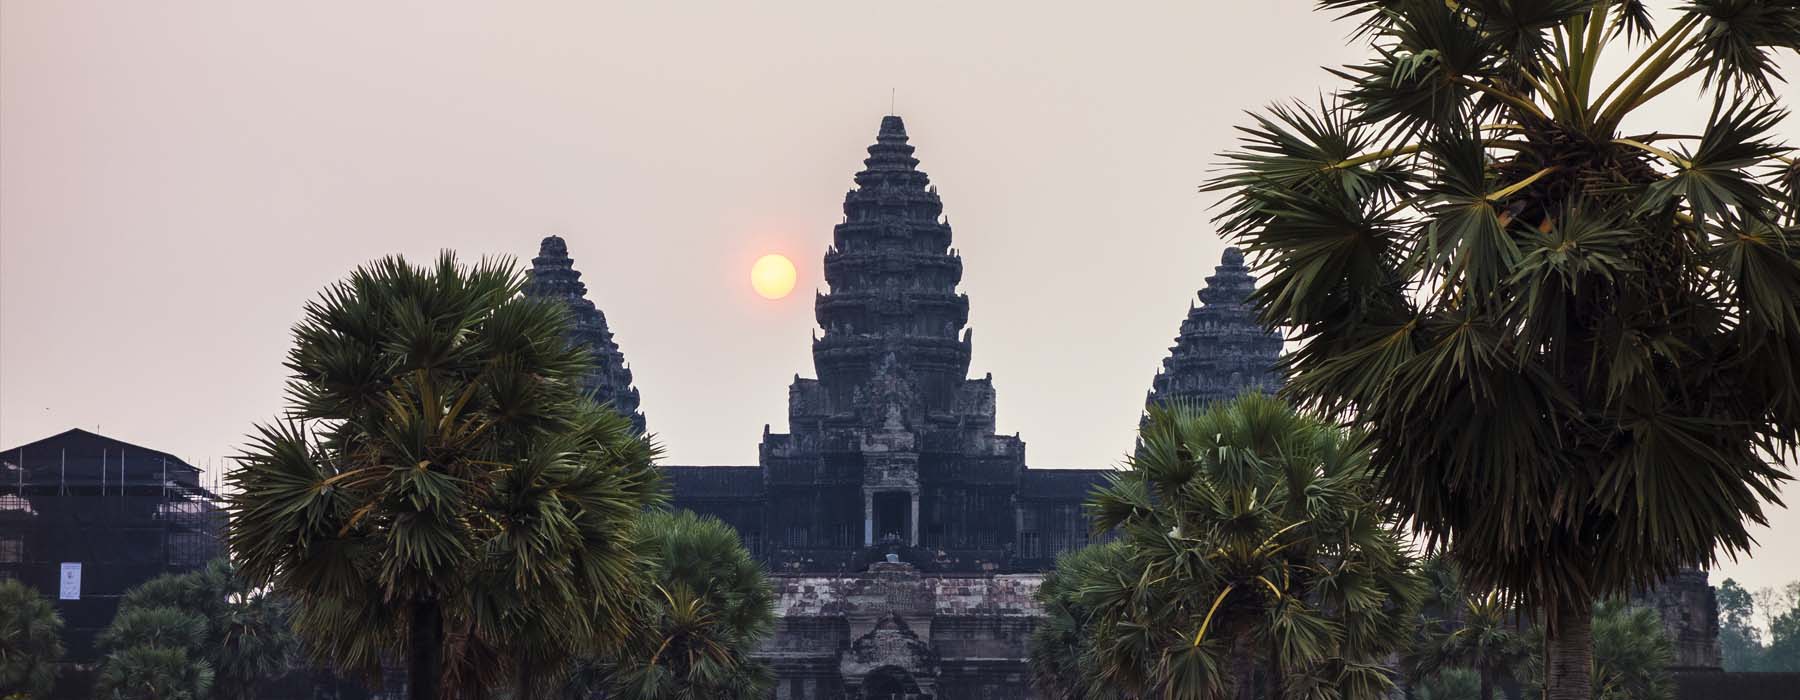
[1207,1,1799,696]
[1721,579,1800,672]
[1588,601,1673,700]
[1522,601,1674,700]
[1415,668,1481,700]
[1055,393,1423,699]
[227,253,664,699]
[108,560,297,700]
[93,646,214,700]
[0,578,65,700]
[1767,582,1800,672]
[1403,557,1529,700]
[1718,578,1763,671]
[1028,543,1132,700]
[93,604,212,700]
[568,510,775,700]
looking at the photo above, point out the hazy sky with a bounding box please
[3,1,1796,591]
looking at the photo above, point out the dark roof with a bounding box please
[1,428,202,487]
[1019,468,1115,500]
[662,466,762,500]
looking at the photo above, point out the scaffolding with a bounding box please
[0,429,225,661]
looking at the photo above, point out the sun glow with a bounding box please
[750,254,797,300]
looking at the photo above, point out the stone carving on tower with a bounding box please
[1147,246,1283,411]
[759,115,1024,572]
[523,235,646,434]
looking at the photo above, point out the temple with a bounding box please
[1146,246,1283,412]
[660,116,1113,580]
[648,116,1285,699]
[528,116,1732,699]
[523,235,646,434]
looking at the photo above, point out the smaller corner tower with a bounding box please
[523,235,646,434]
[1147,246,1283,411]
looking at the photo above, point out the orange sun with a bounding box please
[750,254,797,300]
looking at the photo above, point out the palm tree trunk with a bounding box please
[1232,628,1256,700]
[1480,668,1493,700]
[409,598,444,700]
[1544,598,1592,700]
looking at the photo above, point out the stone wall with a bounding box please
[758,563,1043,699]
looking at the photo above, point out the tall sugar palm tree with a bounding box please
[1074,393,1423,700]
[229,253,663,699]
[1207,2,1799,698]
[0,578,65,700]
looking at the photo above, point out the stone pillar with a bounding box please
[909,492,920,546]
[863,490,874,546]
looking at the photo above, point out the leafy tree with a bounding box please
[0,578,65,700]
[1717,578,1764,671]
[1761,581,1800,672]
[569,510,774,700]
[93,606,212,700]
[1404,558,1529,700]
[116,561,297,700]
[1207,2,1800,698]
[228,254,664,699]
[1072,393,1423,699]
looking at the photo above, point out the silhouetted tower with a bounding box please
[811,114,973,418]
[1147,246,1283,411]
[761,115,1023,568]
[524,235,646,433]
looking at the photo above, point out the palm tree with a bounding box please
[1404,558,1528,700]
[1075,393,1423,699]
[1521,601,1675,700]
[0,578,65,700]
[1206,3,1800,698]
[228,254,664,699]
[1028,542,1132,700]
[93,646,215,700]
[93,606,213,700]
[571,510,775,700]
[118,561,297,700]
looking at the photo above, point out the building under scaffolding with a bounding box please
[0,428,225,660]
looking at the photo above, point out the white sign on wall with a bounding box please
[59,562,81,600]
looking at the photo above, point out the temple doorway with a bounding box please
[861,666,928,700]
[872,491,910,543]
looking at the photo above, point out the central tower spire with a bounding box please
[812,116,971,417]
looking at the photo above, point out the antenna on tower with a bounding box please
[890,88,896,116]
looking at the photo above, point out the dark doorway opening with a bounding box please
[873,491,910,543]
[861,666,926,699]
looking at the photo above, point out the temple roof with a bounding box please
[524,235,646,433]
[662,465,762,500]
[1018,468,1115,500]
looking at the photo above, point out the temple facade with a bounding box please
[529,116,1276,699]
[523,235,646,434]
[529,116,1733,699]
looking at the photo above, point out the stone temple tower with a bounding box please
[1147,246,1284,411]
[523,235,646,434]
[758,114,1025,572]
